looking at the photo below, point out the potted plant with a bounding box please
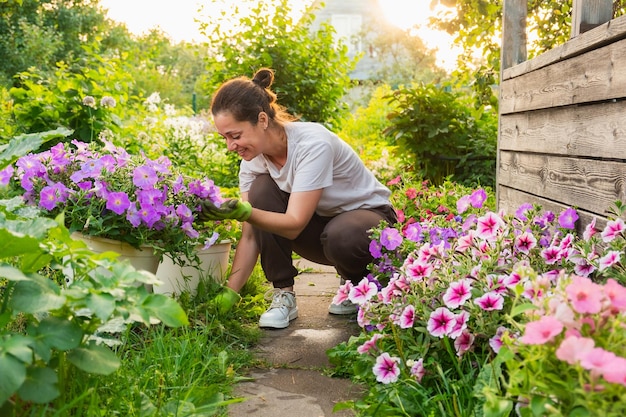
[7,138,227,277]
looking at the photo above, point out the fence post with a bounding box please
[571,0,613,37]
[501,0,527,70]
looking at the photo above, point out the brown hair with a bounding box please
[210,68,296,126]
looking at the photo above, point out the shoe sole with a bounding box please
[259,308,299,329]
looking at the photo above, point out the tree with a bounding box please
[0,0,122,86]
[430,0,626,106]
[197,0,355,129]
[364,22,448,87]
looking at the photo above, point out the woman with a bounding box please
[201,68,396,329]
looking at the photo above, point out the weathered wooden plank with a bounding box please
[571,0,614,37]
[499,100,626,157]
[500,38,626,114]
[498,151,626,216]
[501,0,527,70]
[497,185,609,235]
[503,14,626,80]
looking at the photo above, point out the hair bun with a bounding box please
[252,68,274,89]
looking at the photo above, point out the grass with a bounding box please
[7,266,270,417]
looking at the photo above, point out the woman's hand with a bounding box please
[199,199,252,221]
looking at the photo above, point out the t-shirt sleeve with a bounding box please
[291,140,334,192]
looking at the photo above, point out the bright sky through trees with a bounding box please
[99,0,460,71]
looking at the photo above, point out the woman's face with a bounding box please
[213,111,267,161]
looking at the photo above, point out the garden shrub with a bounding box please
[384,83,497,188]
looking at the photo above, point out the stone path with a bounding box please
[228,260,363,417]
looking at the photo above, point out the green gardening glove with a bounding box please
[198,199,252,222]
[213,286,241,315]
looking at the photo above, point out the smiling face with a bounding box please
[213,111,268,161]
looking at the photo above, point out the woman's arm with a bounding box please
[246,189,323,240]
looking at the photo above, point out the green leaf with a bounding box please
[0,229,41,258]
[0,352,27,405]
[0,128,72,169]
[0,264,30,281]
[0,335,34,364]
[510,303,538,318]
[142,294,189,327]
[35,317,83,351]
[9,275,65,314]
[86,292,117,321]
[66,343,120,375]
[17,366,59,404]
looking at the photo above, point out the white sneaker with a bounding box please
[328,299,358,315]
[259,289,298,329]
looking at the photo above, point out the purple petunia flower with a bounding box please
[558,208,578,229]
[133,165,159,190]
[380,227,402,250]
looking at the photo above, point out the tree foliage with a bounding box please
[384,83,497,187]
[198,0,355,129]
[430,0,626,106]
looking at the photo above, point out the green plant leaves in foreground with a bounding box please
[67,342,121,375]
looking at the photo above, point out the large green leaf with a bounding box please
[142,294,189,327]
[0,229,41,258]
[86,292,116,321]
[17,366,59,404]
[0,335,33,364]
[35,317,83,351]
[0,353,26,406]
[66,343,120,375]
[9,275,65,314]
[0,128,73,169]
[0,264,31,281]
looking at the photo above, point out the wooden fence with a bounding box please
[497,0,626,232]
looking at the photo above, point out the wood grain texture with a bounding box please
[498,151,626,216]
[499,100,626,158]
[500,38,626,114]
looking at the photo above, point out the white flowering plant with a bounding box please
[2,138,227,264]
[328,176,626,416]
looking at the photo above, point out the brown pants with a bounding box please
[247,174,397,288]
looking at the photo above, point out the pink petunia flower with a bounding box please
[580,348,617,371]
[372,352,401,384]
[475,212,505,240]
[603,279,626,311]
[357,333,384,354]
[565,275,604,314]
[407,358,426,382]
[349,278,378,305]
[332,280,353,305]
[600,356,626,386]
[598,250,621,271]
[556,335,595,365]
[474,292,504,311]
[454,331,475,356]
[449,310,470,339]
[583,217,598,240]
[601,218,626,243]
[427,307,456,338]
[399,305,416,329]
[489,326,508,353]
[442,279,473,309]
[520,315,563,345]
[456,195,471,214]
[514,231,537,254]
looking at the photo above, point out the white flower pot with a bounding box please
[154,240,231,296]
[71,232,161,274]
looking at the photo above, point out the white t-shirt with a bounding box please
[239,122,391,216]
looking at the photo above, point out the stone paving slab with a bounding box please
[228,261,363,417]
